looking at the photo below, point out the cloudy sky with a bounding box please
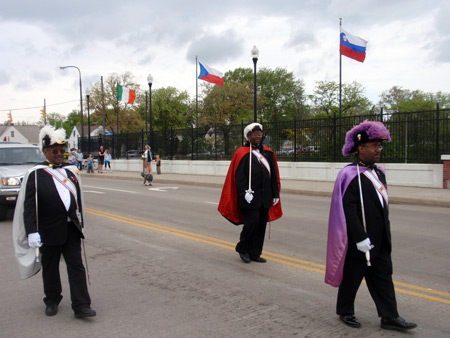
[1,0,449,123]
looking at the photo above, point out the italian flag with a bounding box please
[117,84,136,104]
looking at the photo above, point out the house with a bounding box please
[0,125,41,145]
[67,125,106,150]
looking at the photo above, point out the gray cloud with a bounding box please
[186,30,244,64]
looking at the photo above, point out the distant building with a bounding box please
[68,125,106,149]
[0,125,41,145]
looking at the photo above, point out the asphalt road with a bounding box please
[1,176,449,338]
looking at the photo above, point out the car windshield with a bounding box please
[0,147,46,165]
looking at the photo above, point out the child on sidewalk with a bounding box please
[87,154,94,173]
[156,154,161,175]
[104,149,112,173]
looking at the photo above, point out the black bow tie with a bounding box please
[49,163,63,169]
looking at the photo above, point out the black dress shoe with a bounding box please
[45,304,58,316]
[251,257,267,263]
[339,314,361,328]
[74,308,97,319]
[381,316,417,331]
[239,253,251,263]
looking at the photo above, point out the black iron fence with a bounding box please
[80,108,450,164]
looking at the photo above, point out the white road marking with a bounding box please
[83,185,138,194]
[148,187,179,192]
[84,190,106,194]
[205,201,219,205]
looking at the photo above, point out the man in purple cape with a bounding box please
[325,120,417,331]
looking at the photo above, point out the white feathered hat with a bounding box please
[39,125,66,151]
[243,122,263,140]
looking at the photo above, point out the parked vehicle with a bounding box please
[0,143,46,221]
[82,158,99,171]
[126,150,141,158]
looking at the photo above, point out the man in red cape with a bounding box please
[218,123,282,263]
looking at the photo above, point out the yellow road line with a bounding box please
[85,207,450,305]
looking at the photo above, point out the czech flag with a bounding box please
[340,28,367,63]
[198,62,224,86]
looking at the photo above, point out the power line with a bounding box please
[0,100,79,112]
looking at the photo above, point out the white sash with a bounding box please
[43,168,79,216]
[252,149,271,176]
[363,169,388,206]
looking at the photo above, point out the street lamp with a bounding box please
[60,65,84,150]
[251,46,259,122]
[147,74,153,148]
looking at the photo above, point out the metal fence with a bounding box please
[80,108,450,164]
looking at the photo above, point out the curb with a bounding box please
[80,172,450,208]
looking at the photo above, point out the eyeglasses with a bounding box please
[364,144,383,150]
[251,133,263,138]
[50,149,65,155]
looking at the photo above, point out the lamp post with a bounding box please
[147,74,153,148]
[86,93,91,154]
[251,46,259,122]
[60,65,83,150]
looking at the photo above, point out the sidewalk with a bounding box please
[80,170,450,208]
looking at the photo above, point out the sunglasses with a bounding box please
[49,149,65,155]
[364,144,383,150]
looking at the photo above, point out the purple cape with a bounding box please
[325,164,386,287]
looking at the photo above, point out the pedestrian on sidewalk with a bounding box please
[142,145,153,174]
[141,145,153,186]
[325,120,416,331]
[86,154,94,174]
[76,149,83,171]
[218,123,282,264]
[155,154,161,175]
[97,145,105,173]
[104,149,112,173]
[13,125,96,319]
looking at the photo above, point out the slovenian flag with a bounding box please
[117,84,136,104]
[198,62,224,86]
[340,28,367,63]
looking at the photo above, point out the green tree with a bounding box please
[86,72,143,133]
[152,87,191,130]
[46,112,65,129]
[310,81,373,117]
[378,86,449,112]
[200,81,254,126]
[258,67,306,122]
[62,110,83,136]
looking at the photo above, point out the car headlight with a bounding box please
[1,177,21,186]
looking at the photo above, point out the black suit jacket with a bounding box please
[235,146,279,209]
[24,163,84,246]
[343,165,391,260]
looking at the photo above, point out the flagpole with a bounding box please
[338,18,343,162]
[101,76,106,137]
[195,55,199,160]
[196,55,198,129]
[116,84,119,141]
[339,18,342,121]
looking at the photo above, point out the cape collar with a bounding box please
[46,161,64,169]
[354,158,377,170]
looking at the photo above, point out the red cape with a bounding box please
[218,146,283,225]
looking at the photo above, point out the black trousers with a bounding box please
[336,247,399,318]
[40,224,91,312]
[235,207,269,259]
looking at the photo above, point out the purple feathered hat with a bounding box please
[342,120,391,156]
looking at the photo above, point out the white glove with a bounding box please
[356,238,374,253]
[245,192,253,204]
[28,232,42,248]
[273,198,279,206]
